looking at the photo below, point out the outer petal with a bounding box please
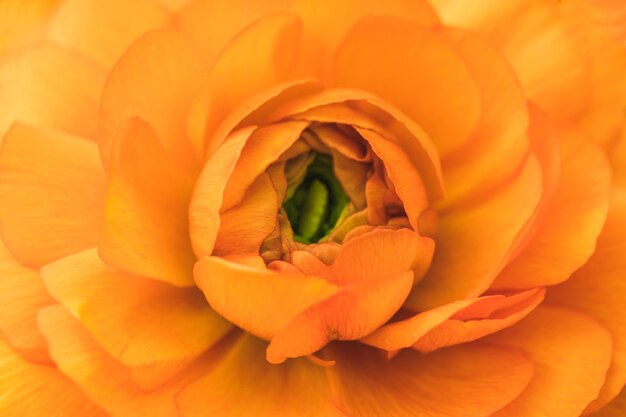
[41,249,231,367]
[99,118,196,287]
[194,256,340,340]
[0,123,106,267]
[43,0,170,67]
[362,288,545,352]
[493,129,612,289]
[547,186,626,412]
[325,342,533,417]
[433,0,587,122]
[332,16,481,157]
[486,306,613,417]
[186,13,303,157]
[0,44,106,138]
[176,335,344,417]
[0,240,54,364]
[0,334,105,417]
[38,305,233,417]
[407,155,543,310]
[98,28,204,167]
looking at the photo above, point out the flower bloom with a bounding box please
[1,0,626,416]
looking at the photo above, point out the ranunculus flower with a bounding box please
[1,0,626,416]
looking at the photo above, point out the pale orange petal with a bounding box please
[194,256,339,340]
[326,342,533,417]
[175,334,345,417]
[494,129,612,289]
[0,0,61,56]
[332,16,480,157]
[98,28,203,167]
[487,306,613,417]
[41,249,231,367]
[0,240,53,364]
[0,123,105,267]
[43,0,170,67]
[186,13,303,157]
[99,118,196,287]
[547,186,626,412]
[0,334,105,417]
[0,44,106,138]
[407,155,543,310]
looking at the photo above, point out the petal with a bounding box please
[436,28,530,205]
[99,118,196,287]
[98,28,204,167]
[589,387,626,417]
[0,334,105,417]
[41,249,231,367]
[487,306,613,417]
[175,334,344,417]
[493,129,612,289]
[332,16,481,157]
[292,228,434,286]
[0,240,54,364]
[407,155,543,310]
[0,44,106,138]
[266,271,414,364]
[362,288,545,352]
[43,0,170,67]
[0,123,106,268]
[194,256,340,340]
[38,305,233,417]
[434,0,588,122]
[326,342,534,417]
[0,0,61,56]
[213,173,278,256]
[546,186,626,412]
[186,13,303,157]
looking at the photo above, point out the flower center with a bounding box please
[283,153,349,243]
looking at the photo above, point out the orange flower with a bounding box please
[1,0,625,416]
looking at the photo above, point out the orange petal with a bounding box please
[98,28,203,167]
[0,0,61,56]
[194,256,340,340]
[0,334,105,417]
[176,334,345,417]
[0,123,106,267]
[0,240,53,364]
[407,155,543,310]
[326,341,534,417]
[213,173,278,256]
[493,129,612,289]
[487,306,613,417]
[589,387,626,417]
[0,44,106,139]
[266,271,414,364]
[41,249,231,367]
[546,186,626,412]
[292,0,438,78]
[186,13,303,157]
[292,228,434,286]
[99,118,196,287]
[38,305,233,417]
[363,288,544,352]
[43,0,170,68]
[435,28,530,206]
[434,0,588,123]
[332,16,480,158]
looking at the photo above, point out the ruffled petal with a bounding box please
[487,306,613,417]
[325,341,533,417]
[41,249,231,367]
[0,44,106,138]
[546,187,626,412]
[0,123,106,267]
[99,118,196,287]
